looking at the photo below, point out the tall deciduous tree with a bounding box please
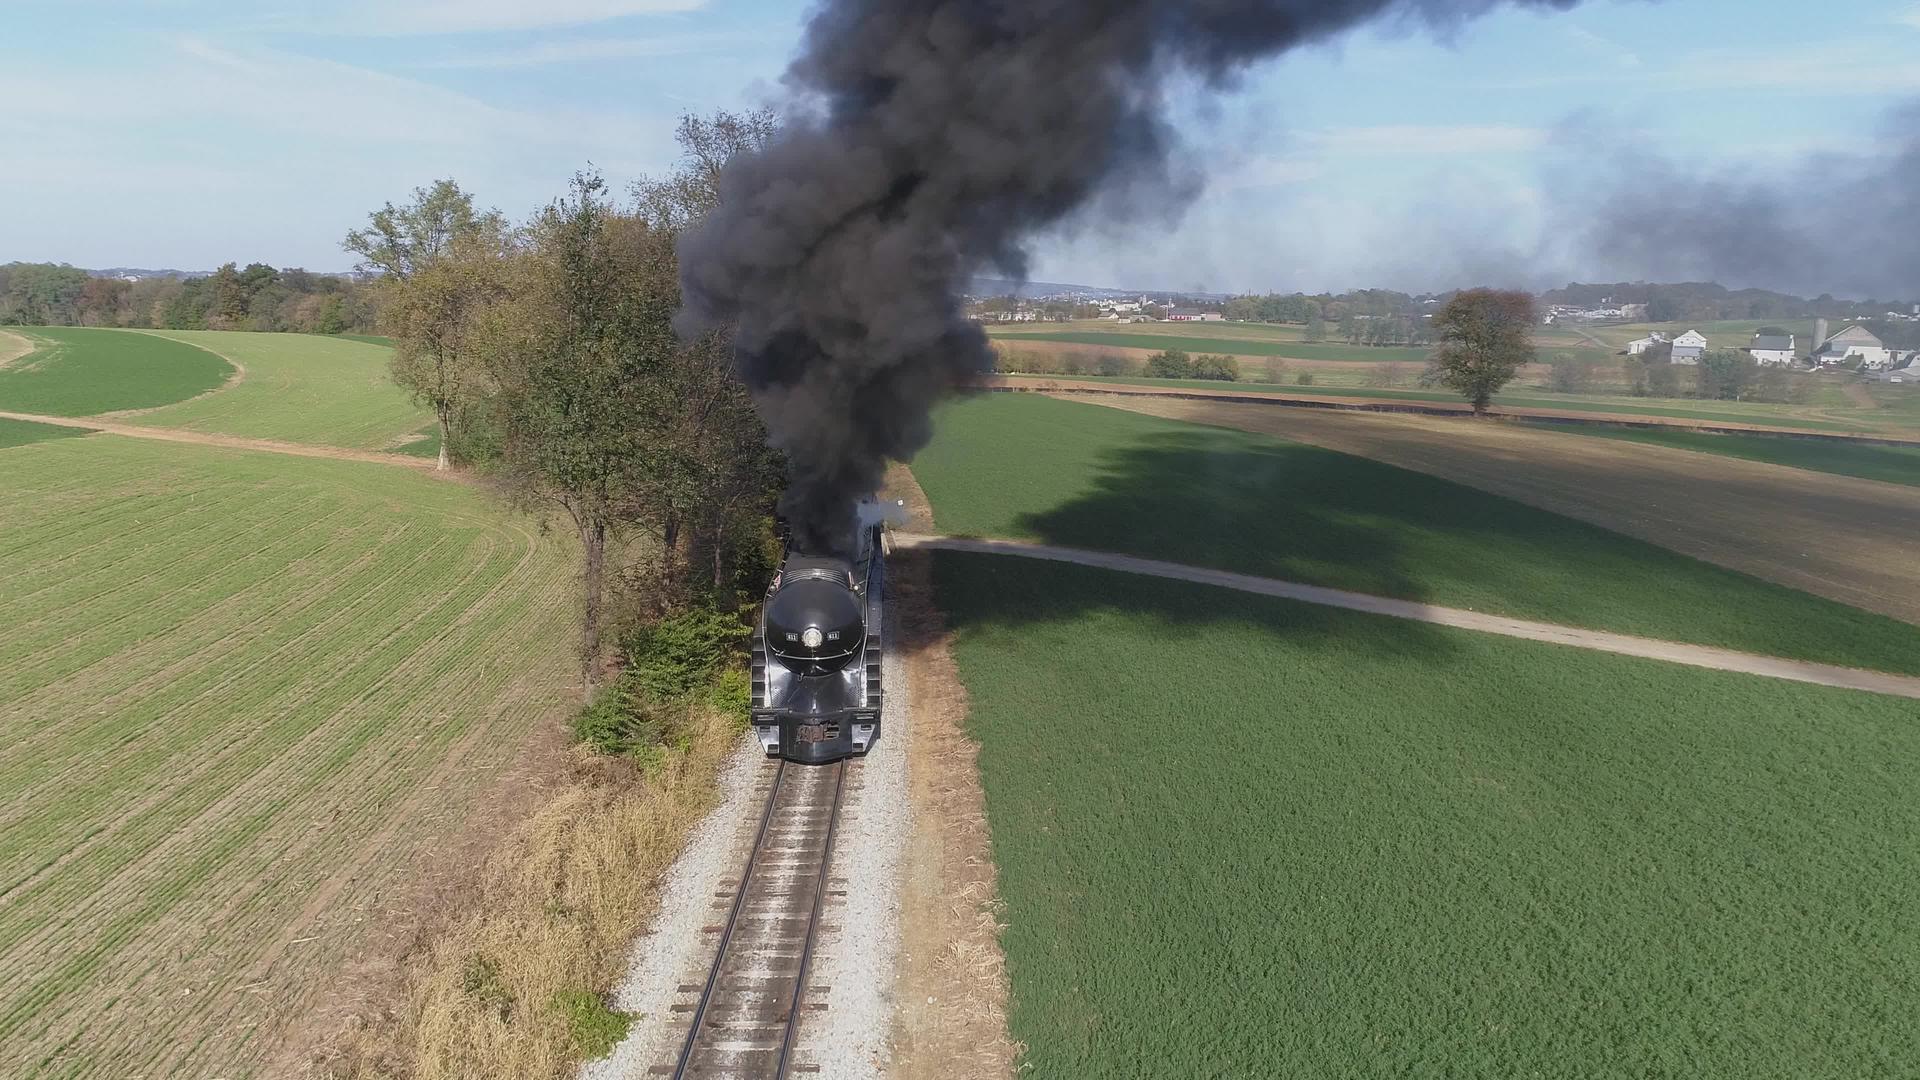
[344,180,508,470]
[483,173,683,697]
[1431,288,1536,415]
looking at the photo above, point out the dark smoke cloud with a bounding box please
[1562,100,1920,301]
[678,0,1582,553]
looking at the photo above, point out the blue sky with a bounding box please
[4,0,1917,292]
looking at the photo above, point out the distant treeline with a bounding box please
[1220,290,1435,346]
[1542,281,1918,324]
[0,261,379,334]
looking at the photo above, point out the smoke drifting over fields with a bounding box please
[676,0,1583,552]
[1565,101,1920,301]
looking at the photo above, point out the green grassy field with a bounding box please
[138,330,430,449]
[333,333,395,347]
[912,394,1920,671]
[0,434,576,1077]
[1522,422,1920,487]
[997,373,1880,432]
[935,552,1920,1080]
[992,329,1436,363]
[0,327,232,415]
[0,416,93,448]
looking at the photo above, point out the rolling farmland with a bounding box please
[994,372,1901,433]
[991,328,1435,362]
[0,433,577,1077]
[911,394,1920,670]
[0,327,232,415]
[137,330,431,450]
[935,553,1920,1079]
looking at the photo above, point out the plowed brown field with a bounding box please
[1075,394,1920,625]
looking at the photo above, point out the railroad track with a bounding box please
[660,758,848,1079]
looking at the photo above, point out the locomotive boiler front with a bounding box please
[751,541,885,764]
[764,564,864,674]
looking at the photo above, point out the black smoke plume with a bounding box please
[678,0,1582,553]
[1565,100,1920,301]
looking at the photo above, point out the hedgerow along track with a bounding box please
[663,758,849,1078]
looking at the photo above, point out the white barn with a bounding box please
[1626,332,1668,356]
[1814,325,1891,369]
[1748,332,1796,366]
[1669,329,1709,365]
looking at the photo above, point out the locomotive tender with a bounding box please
[750,501,894,764]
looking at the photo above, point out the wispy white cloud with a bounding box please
[1208,154,1322,193]
[1476,38,1920,96]
[248,0,708,36]
[1564,24,1642,68]
[419,32,751,69]
[1899,5,1920,30]
[170,37,540,144]
[1315,124,1547,155]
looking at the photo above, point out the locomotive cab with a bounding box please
[750,514,886,763]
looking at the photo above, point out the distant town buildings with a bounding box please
[1165,309,1224,322]
[1545,301,1650,323]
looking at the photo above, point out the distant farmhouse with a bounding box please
[1747,332,1796,366]
[1668,329,1709,365]
[1165,309,1224,322]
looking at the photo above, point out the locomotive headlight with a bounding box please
[801,626,825,649]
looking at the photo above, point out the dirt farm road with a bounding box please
[0,329,34,368]
[893,532,1920,701]
[0,409,438,470]
[1060,394,1920,627]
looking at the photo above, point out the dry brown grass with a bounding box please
[0,328,34,368]
[881,465,1021,1080]
[310,707,741,1080]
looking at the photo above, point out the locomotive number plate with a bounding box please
[797,724,829,743]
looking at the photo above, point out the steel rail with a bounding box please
[670,758,788,1079]
[774,760,848,1078]
[669,757,849,1080]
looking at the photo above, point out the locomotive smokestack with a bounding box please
[677,0,1588,552]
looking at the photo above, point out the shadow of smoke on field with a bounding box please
[1008,428,1431,604]
[903,426,1477,664]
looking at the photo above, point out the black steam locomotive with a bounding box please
[750,506,888,763]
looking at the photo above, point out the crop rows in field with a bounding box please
[1517,421,1920,487]
[911,394,1920,672]
[0,327,232,416]
[936,552,1920,1079]
[0,435,577,1078]
[138,330,430,450]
